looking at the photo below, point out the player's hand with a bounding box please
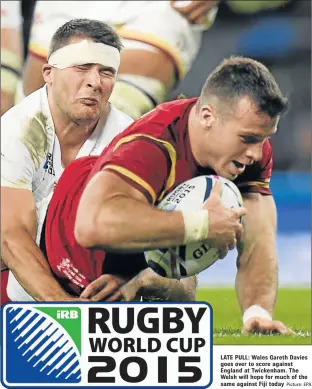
[243,318,296,335]
[119,281,141,302]
[80,274,128,302]
[203,181,246,257]
[170,0,219,25]
[119,268,164,302]
[117,268,153,302]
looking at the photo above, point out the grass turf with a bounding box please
[196,287,311,345]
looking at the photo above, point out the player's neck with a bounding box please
[54,118,98,148]
[49,98,109,148]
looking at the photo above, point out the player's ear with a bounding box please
[198,104,215,129]
[42,64,53,84]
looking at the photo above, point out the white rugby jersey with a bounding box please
[1,85,133,243]
[1,85,133,302]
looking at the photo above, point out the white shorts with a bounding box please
[1,0,21,30]
[29,1,216,80]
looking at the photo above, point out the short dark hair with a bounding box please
[48,18,123,57]
[199,56,289,118]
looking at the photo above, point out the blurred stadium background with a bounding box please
[3,0,311,289]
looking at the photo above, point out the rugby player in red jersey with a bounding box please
[4,57,294,334]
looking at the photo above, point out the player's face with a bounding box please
[202,97,278,180]
[50,56,116,124]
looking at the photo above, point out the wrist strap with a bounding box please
[243,305,272,324]
[181,210,209,244]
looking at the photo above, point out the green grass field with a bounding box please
[196,287,311,345]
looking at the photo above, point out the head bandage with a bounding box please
[48,40,120,71]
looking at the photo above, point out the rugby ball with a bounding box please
[144,175,243,279]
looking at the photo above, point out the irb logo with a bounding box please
[56,309,79,319]
[2,304,82,386]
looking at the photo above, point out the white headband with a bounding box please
[48,40,120,71]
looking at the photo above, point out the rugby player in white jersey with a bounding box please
[2,18,197,304]
[21,0,219,119]
[1,0,23,114]
[1,19,134,302]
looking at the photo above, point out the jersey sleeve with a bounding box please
[234,140,273,196]
[101,135,176,204]
[1,113,35,191]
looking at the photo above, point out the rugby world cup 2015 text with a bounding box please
[87,304,212,386]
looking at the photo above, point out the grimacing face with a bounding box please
[45,40,116,124]
[198,97,279,180]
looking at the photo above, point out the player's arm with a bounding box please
[1,115,83,302]
[75,139,245,253]
[235,194,278,317]
[235,151,294,335]
[75,169,186,250]
[1,187,80,301]
[236,193,293,334]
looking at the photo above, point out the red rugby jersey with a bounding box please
[45,98,273,295]
[90,97,273,203]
